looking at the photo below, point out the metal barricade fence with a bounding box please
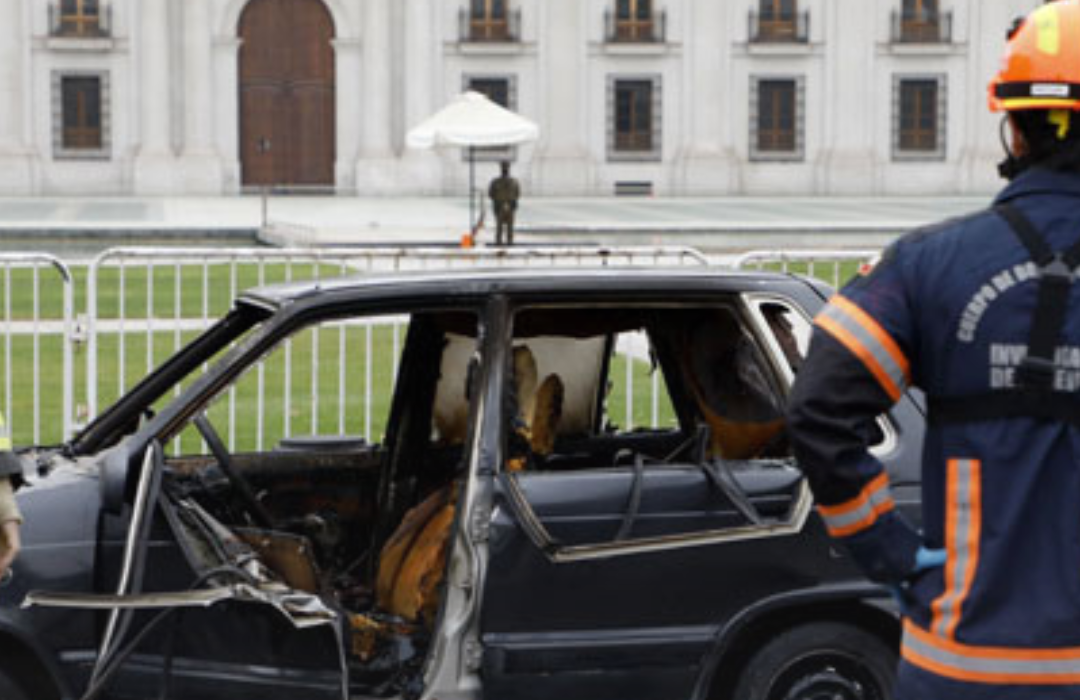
[0,247,890,449]
[0,254,75,445]
[733,249,881,289]
[84,246,709,451]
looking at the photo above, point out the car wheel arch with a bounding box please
[692,590,900,700]
[0,626,68,700]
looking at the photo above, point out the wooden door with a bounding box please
[239,0,335,187]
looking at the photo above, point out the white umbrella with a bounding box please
[407,91,539,234]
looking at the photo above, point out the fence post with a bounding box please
[0,255,75,442]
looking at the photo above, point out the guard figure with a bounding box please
[488,161,520,246]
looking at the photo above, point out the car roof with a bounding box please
[237,265,805,310]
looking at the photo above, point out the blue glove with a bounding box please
[914,546,946,572]
[889,546,946,616]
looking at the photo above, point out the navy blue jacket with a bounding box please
[788,168,1080,699]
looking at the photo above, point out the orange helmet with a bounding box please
[988,0,1080,113]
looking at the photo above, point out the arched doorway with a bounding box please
[239,0,335,187]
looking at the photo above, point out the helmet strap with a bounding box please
[998,114,1027,180]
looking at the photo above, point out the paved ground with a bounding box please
[0,193,993,253]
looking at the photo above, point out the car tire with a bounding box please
[733,621,897,700]
[0,667,32,700]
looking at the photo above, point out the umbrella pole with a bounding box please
[469,146,476,235]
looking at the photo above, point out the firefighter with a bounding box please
[787,2,1080,698]
[0,411,22,580]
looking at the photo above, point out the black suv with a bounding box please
[0,267,924,700]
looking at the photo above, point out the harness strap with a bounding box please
[929,391,1080,428]
[993,204,1080,389]
[927,206,1080,426]
[994,204,1054,264]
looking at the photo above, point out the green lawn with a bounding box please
[740,258,868,289]
[175,323,403,454]
[0,261,347,320]
[607,355,678,431]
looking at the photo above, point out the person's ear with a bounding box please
[1008,115,1029,157]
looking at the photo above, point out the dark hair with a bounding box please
[1010,110,1080,174]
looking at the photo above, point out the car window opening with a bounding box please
[500,304,806,555]
[154,310,480,697]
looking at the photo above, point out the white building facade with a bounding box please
[0,0,1046,197]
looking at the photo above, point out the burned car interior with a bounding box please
[149,310,480,697]
[34,292,817,699]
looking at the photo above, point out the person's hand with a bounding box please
[889,546,946,616]
[914,546,946,572]
[0,519,21,581]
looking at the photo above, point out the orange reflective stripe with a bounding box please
[829,296,911,380]
[931,458,982,640]
[903,620,1080,684]
[817,472,896,537]
[816,315,902,401]
[816,295,910,402]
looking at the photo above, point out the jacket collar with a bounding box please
[994,167,1080,205]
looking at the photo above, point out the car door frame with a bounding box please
[31,294,496,700]
[477,290,818,700]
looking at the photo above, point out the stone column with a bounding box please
[333,38,363,191]
[355,0,397,192]
[677,0,737,193]
[816,0,877,194]
[178,0,222,192]
[400,0,439,193]
[133,0,176,193]
[0,0,34,193]
[533,0,592,194]
[213,36,243,192]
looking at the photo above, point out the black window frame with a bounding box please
[54,72,111,160]
[57,0,102,37]
[750,76,805,162]
[608,76,662,162]
[469,0,512,41]
[614,0,655,41]
[893,75,947,160]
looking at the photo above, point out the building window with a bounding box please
[751,0,808,43]
[606,0,663,42]
[608,77,661,162]
[53,72,110,159]
[894,76,946,160]
[51,0,108,38]
[464,75,518,161]
[751,77,804,161]
[465,0,518,42]
[468,77,512,109]
[893,0,951,43]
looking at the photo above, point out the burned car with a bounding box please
[0,267,924,700]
